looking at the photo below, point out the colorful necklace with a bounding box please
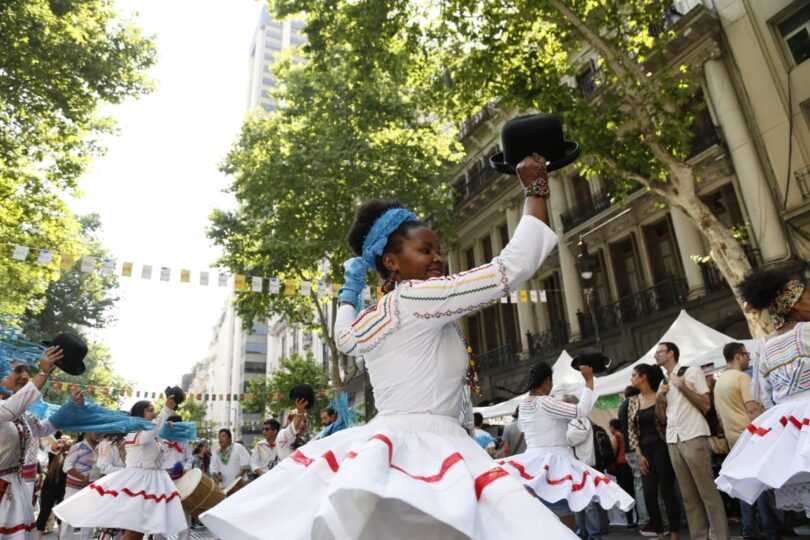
[217,445,233,465]
[455,326,481,397]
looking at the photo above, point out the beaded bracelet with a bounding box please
[523,152,550,198]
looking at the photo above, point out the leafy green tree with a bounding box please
[0,0,155,314]
[209,45,462,386]
[242,352,329,420]
[274,0,770,335]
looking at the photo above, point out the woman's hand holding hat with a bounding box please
[38,346,63,374]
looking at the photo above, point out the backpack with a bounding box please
[592,423,616,473]
[677,366,721,436]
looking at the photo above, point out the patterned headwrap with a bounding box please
[769,279,805,329]
[361,207,419,270]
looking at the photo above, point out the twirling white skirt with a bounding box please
[53,467,187,534]
[0,472,36,539]
[499,446,635,512]
[201,413,577,540]
[716,394,810,514]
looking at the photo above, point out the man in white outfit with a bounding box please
[210,428,250,489]
[60,433,98,540]
[250,419,280,477]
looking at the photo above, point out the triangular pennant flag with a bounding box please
[509,291,518,303]
[300,280,311,296]
[519,290,528,303]
[60,253,76,270]
[36,249,53,266]
[122,262,133,277]
[251,276,263,292]
[530,290,538,303]
[160,267,171,282]
[235,275,246,291]
[500,295,508,303]
[218,273,228,287]
[80,256,96,273]
[199,271,209,286]
[540,290,547,303]
[284,280,296,295]
[11,245,30,261]
[180,269,191,283]
[141,264,153,280]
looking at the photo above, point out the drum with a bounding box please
[174,469,225,516]
[223,476,246,497]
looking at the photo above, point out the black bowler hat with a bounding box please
[289,383,315,409]
[40,332,87,376]
[572,348,611,374]
[489,114,580,174]
[164,386,186,405]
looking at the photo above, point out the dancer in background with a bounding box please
[53,396,186,539]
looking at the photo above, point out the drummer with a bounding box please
[209,429,250,489]
[250,419,280,477]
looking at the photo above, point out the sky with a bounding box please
[70,0,264,391]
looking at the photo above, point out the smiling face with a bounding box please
[1,363,30,394]
[382,226,444,281]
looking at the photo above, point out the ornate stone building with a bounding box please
[449,0,810,403]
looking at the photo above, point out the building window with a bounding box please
[499,224,509,250]
[252,321,268,335]
[571,173,592,205]
[575,59,603,99]
[610,235,644,298]
[244,361,266,374]
[245,341,267,355]
[281,336,287,358]
[701,184,744,228]
[261,102,276,113]
[464,247,476,270]
[481,236,493,261]
[777,3,810,65]
[643,217,684,285]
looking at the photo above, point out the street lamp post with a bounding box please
[575,237,602,350]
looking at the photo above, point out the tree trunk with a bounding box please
[655,167,772,337]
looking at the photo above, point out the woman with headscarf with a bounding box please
[717,268,810,515]
[201,145,580,538]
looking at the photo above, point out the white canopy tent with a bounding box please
[474,310,750,420]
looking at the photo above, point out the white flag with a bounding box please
[500,295,508,303]
[510,291,518,303]
[218,273,228,287]
[12,246,30,261]
[530,290,538,303]
[300,280,311,296]
[81,256,96,273]
[200,271,209,286]
[540,290,547,303]
[141,265,153,280]
[160,267,171,282]
[101,258,115,274]
[36,250,52,266]
[251,276,263,292]
[318,280,328,297]
[269,278,280,295]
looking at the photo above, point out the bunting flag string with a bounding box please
[0,242,554,304]
[45,379,337,403]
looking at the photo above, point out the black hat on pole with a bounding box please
[289,383,315,409]
[572,348,611,374]
[40,332,87,376]
[489,114,580,174]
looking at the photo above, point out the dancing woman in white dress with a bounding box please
[201,151,580,539]
[498,362,634,528]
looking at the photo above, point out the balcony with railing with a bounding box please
[578,278,689,336]
[527,323,571,358]
[559,182,642,233]
[576,67,604,99]
[454,164,499,207]
[476,343,519,372]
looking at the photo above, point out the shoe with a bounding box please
[638,524,658,537]
[626,523,638,529]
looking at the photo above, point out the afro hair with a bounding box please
[738,268,792,311]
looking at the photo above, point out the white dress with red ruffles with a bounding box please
[0,382,44,539]
[54,405,187,535]
[498,389,634,513]
[716,323,810,514]
[201,215,577,539]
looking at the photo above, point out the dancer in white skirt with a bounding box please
[201,143,580,538]
[0,348,62,539]
[53,397,186,539]
[498,363,634,525]
[717,268,810,514]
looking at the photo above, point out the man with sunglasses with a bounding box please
[716,342,780,540]
[250,419,280,477]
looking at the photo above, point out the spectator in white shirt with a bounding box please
[250,419,280,477]
[210,429,250,489]
[276,398,310,462]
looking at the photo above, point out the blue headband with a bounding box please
[361,207,419,270]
